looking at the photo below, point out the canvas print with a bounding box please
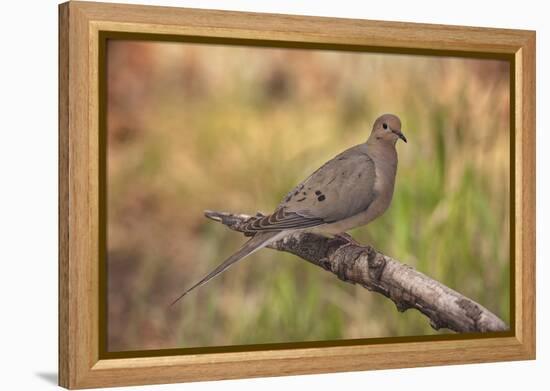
[105,39,510,352]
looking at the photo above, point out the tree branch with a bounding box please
[205,210,508,333]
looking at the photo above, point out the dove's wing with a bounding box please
[243,144,376,234]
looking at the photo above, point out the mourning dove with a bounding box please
[172,113,406,304]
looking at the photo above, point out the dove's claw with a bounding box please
[334,232,361,246]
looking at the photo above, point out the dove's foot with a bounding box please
[334,232,361,246]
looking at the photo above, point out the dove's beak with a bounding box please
[393,129,407,143]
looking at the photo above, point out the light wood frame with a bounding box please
[59,1,536,389]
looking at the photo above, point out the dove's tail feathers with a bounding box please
[170,231,285,306]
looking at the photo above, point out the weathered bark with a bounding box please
[205,210,508,333]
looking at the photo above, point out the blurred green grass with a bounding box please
[106,41,510,351]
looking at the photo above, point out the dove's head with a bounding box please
[369,114,407,145]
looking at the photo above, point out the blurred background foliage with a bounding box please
[106,40,510,352]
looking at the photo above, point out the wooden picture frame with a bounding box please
[59,1,535,389]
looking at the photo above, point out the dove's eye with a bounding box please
[382,123,388,129]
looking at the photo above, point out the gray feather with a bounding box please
[170,231,282,304]
[242,144,376,232]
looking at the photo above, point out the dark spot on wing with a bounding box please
[294,191,299,196]
[302,192,307,195]
[297,197,306,202]
[338,156,347,161]
[358,173,362,178]
[317,195,326,202]
[285,195,292,202]
[315,190,322,196]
